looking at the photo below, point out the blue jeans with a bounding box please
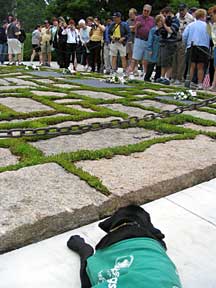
[0,43,7,64]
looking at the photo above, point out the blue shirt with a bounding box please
[145,26,160,63]
[104,24,111,44]
[183,20,210,49]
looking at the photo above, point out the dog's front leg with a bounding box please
[67,235,94,288]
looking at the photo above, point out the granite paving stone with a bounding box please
[0,114,69,124]
[0,148,19,167]
[0,163,107,253]
[100,103,154,117]
[31,128,169,156]
[156,95,196,104]
[183,110,216,122]
[34,79,55,84]
[66,79,132,88]
[4,78,39,87]
[179,123,216,133]
[135,99,177,111]
[0,85,33,91]
[143,89,169,95]
[28,71,66,78]
[0,97,54,113]
[65,105,94,112]
[17,75,33,79]
[52,84,80,89]
[77,135,216,201]
[54,99,82,104]
[0,79,9,85]
[72,90,121,100]
[49,117,123,128]
[31,91,68,97]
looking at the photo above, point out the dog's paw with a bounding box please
[67,235,94,257]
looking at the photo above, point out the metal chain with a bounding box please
[0,96,216,138]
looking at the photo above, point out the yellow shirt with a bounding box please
[113,24,121,39]
[41,27,51,44]
[90,25,105,42]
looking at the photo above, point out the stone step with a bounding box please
[0,178,216,288]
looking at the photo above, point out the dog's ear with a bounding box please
[98,215,114,233]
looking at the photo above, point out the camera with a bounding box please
[91,22,98,29]
[206,15,211,23]
[165,16,172,27]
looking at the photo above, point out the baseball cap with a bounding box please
[179,3,187,10]
[112,12,121,18]
[44,20,49,24]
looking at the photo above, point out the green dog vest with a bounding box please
[86,237,182,288]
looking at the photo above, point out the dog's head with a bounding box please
[99,205,166,246]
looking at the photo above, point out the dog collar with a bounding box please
[109,221,140,233]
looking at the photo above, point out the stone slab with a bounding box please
[166,183,216,225]
[0,73,22,77]
[143,89,168,95]
[54,99,82,104]
[0,114,69,124]
[0,148,19,167]
[179,123,216,133]
[34,79,55,84]
[183,110,216,122]
[49,117,123,128]
[73,90,121,100]
[101,103,154,117]
[4,78,38,87]
[136,99,177,111]
[1,180,215,287]
[77,135,216,200]
[0,79,9,85]
[28,71,66,78]
[0,97,54,113]
[0,86,33,91]
[66,79,132,88]
[17,75,33,79]
[31,91,68,97]
[52,84,80,89]
[65,105,94,112]
[0,163,107,253]
[31,128,169,156]
[156,95,196,104]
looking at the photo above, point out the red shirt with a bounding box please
[135,15,155,40]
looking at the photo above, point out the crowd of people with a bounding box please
[0,3,216,91]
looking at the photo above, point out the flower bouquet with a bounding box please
[105,73,128,85]
[174,90,197,101]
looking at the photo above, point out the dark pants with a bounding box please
[144,62,161,82]
[0,43,7,64]
[66,43,77,68]
[57,42,67,68]
[88,40,101,72]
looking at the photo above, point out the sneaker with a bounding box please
[7,62,15,66]
[209,86,216,92]
[197,83,203,90]
[173,80,181,85]
[190,82,198,88]
[18,62,24,66]
[161,78,170,85]
[170,78,175,84]
[155,77,164,83]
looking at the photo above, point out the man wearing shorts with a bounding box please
[183,9,210,89]
[7,17,22,65]
[128,4,154,74]
[41,20,52,66]
[108,12,130,73]
[30,25,42,65]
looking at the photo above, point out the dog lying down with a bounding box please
[67,205,182,288]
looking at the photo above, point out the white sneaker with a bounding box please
[197,83,203,90]
[174,80,181,85]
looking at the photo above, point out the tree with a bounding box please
[0,0,16,22]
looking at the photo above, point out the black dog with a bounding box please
[67,205,182,288]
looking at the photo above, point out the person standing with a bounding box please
[30,25,42,65]
[103,17,112,74]
[127,8,137,65]
[172,3,194,85]
[0,20,8,65]
[156,7,180,85]
[128,4,154,75]
[88,16,105,72]
[183,9,210,89]
[41,20,52,67]
[207,6,216,91]
[109,12,130,73]
[16,21,26,62]
[62,19,79,73]
[79,19,91,69]
[7,17,22,66]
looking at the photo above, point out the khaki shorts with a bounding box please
[8,38,21,55]
[110,42,126,57]
[41,42,52,54]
